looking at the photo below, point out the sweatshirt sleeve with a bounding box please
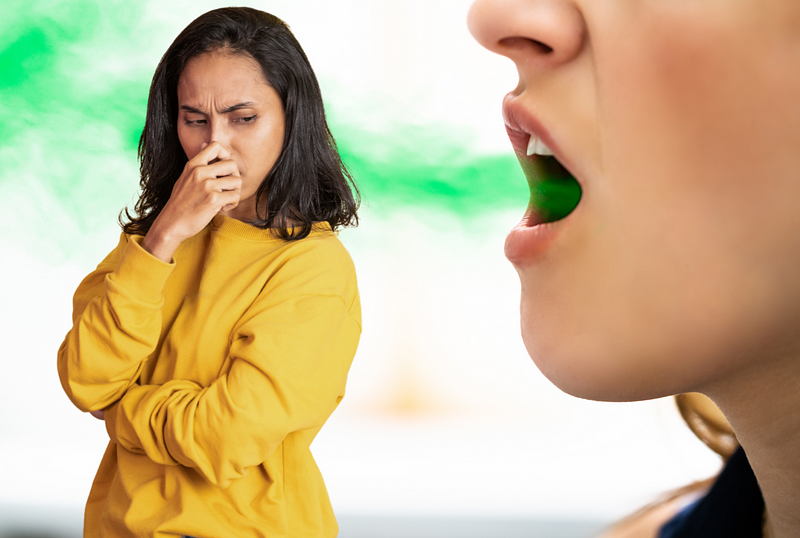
[108,248,362,488]
[57,234,175,411]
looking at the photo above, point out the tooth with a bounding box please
[526,135,554,156]
[526,135,538,156]
[535,138,554,156]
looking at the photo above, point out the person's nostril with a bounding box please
[499,37,554,55]
[533,40,553,54]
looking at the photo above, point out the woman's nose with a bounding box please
[468,0,586,69]
[208,118,231,146]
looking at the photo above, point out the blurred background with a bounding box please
[0,0,722,536]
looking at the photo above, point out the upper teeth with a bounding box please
[527,135,554,157]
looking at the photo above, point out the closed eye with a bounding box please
[183,115,207,125]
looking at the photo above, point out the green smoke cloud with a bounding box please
[1,0,527,246]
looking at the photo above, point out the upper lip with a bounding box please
[502,93,579,179]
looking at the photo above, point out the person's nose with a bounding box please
[208,117,232,147]
[468,0,586,70]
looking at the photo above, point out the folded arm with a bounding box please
[105,257,361,488]
[57,235,175,411]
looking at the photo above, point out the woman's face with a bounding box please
[177,51,285,222]
[468,0,800,401]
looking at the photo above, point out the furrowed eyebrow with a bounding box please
[179,102,257,115]
[179,105,206,115]
[221,102,256,114]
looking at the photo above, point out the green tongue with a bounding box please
[518,155,582,223]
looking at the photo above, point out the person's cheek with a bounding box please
[178,126,199,161]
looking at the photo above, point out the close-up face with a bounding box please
[177,50,285,222]
[468,0,800,401]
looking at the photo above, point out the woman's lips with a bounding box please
[503,94,560,159]
[502,95,582,266]
[504,158,580,267]
[503,157,581,266]
[505,214,564,266]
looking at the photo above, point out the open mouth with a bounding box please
[519,139,581,226]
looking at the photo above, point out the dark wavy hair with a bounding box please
[121,7,359,240]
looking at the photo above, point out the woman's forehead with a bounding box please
[177,52,271,102]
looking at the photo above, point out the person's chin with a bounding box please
[521,323,675,403]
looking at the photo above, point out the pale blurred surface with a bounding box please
[0,505,608,538]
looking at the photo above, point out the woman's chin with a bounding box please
[521,327,678,403]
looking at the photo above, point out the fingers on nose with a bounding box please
[206,139,233,160]
[468,0,586,68]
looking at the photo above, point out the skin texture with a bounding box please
[142,51,286,263]
[468,1,800,537]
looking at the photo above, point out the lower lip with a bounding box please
[504,215,565,267]
[504,153,579,266]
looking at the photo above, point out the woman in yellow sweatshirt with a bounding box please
[57,8,361,538]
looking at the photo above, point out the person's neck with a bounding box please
[706,351,800,538]
[220,195,259,224]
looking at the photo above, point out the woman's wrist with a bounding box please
[141,224,183,263]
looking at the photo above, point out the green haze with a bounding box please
[336,123,527,216]
[1,0,528,241]
[1,0,151,247]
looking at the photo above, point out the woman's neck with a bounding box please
[707,352,800,538]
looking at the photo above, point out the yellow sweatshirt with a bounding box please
[57,215,361,538]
